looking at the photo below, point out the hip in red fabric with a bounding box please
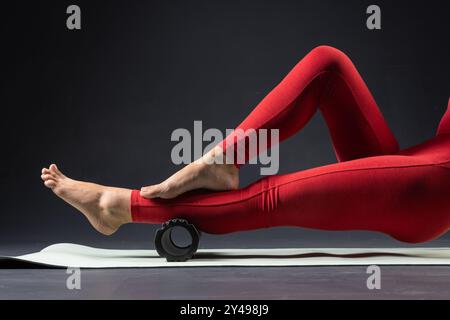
[131,46,450,243]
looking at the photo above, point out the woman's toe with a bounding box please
[54,165,64,176]
[140,184,164,199]
[44,179,57,188]
[49,164,60,174]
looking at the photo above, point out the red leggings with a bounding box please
[131,46,450,243]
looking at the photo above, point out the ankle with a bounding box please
[98,190,130,231]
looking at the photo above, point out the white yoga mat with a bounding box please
[1,243,450,268]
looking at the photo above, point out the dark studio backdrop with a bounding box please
[0,0,449,250]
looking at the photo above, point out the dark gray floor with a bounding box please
[1,236,450,300]
[1,266,450,299]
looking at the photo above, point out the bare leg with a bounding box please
[41,164,132,235]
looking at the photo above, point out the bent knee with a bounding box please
[309,45,345,56]
[306,45,352,70]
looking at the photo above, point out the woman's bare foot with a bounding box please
[140,147,239,199]
[41,164,132,235]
